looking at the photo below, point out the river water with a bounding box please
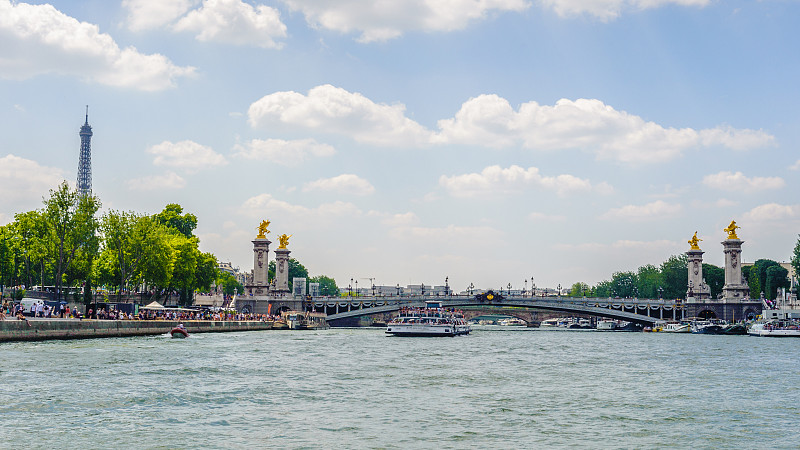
[1,327,798,449]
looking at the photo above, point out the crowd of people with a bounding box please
[0,300,276,322]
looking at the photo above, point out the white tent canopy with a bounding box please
[142,301,164,310]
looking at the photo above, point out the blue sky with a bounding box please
[1,0,798,292]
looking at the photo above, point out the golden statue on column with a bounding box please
[256,219,271,239]
[688,231,702,250]
[723,220,740,240]
[278,233,292,249]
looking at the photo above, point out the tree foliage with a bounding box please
[310,275,339,296]
[702,263,724,299]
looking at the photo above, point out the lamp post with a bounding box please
[371,279,376,297]
[445,277,449,297]
[468,282,474,295]
[557,283,562,298]
[421,283,425,296]
[507,283,512,297]
[349,278,353,297]
[533,283,536,297]
[524,279,527,297]
[658,286,663,300]
[396,283,400,296]
[355,280,358,297]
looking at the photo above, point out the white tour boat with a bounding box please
[748,319,800,337]
[596,320,617,331]
[386,302,471,337]
[662,321,691,333]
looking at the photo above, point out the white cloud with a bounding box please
[439,165,613,197]
[601,200,682,220]
[0,0,195,90]
[528,212,566,222]
[281,0,528,42]
[247,84,433,147]
[302,174,375,196]
[123,0,194,31]
[173,0,287,48]
[382,212,420,227]
[554,239,679,251]
[0,154,64,210]
[233,138,335,166]
[742,203,800,222]
[540,0,709,21]
[790,159,800,170]
[435,95,774,164]
[241,193,361,219]
[702,171,785,192]
[147,140,227,172]
[126,172,187,191]
[248,86,773,163]
[389,224,500,242]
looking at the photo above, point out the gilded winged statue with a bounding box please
[278,233,292,249]
[723,220,740,240]
[688,231,702,250]
[257,219,271,239]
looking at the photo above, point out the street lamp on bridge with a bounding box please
[557,284,562,298]
[468,282,474,295]
[349,278,353,297]
[396,283,400,296]
[524,279,527,297]
[445,276,449,297]
[507,283,512,296]
[658,286,663,299]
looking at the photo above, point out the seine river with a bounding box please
[1,327,798,449]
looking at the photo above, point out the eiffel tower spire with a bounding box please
[77,105,93,196]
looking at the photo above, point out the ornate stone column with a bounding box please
[721,220,750,303]
[248,220,272,296]
[274,248,291,292]
[252,238,271,290]
[274,233,293,293]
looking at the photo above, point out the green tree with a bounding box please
[268,258,309,291]
[635,264,662,299]
[702,263,724,299]
[0,225,16,297]
[100,211,171,301]
[793,235,800,295]
[153,203,197,238]
[594,280,612,298]
[610,271,637,297]
[749,259,789,300]
[660,254,688,299]
[216,271,244,296]
[12,210,49,289]
[309,275,339,296]
[568,282,590,297]
[42,182,101,301]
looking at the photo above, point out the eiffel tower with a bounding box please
[77,105,93,196]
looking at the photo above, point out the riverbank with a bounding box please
[0,318,273,342]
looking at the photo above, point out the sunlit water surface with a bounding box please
[1,327,799,449]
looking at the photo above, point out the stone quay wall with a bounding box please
[0,319,273,343]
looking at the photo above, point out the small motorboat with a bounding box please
[170,326,189,338]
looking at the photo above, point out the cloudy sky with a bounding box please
[1,0,798,292]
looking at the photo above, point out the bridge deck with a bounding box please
[322,296,674,325]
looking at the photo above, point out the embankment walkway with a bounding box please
[0,319,272,342]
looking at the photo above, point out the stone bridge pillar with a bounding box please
[250,237,271,295]
[274,248,291,292]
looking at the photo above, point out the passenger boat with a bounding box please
[691,320,725,334]
[498,317,526,326]
[170,326,189,338]
[748,319,800,337]
[386,302,471,337]
[662,321,690,333]
[282,311,330,330]
[596,320,617,331]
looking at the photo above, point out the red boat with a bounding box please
[170,326,189,338]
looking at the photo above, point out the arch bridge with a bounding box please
[320,294,681,326]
